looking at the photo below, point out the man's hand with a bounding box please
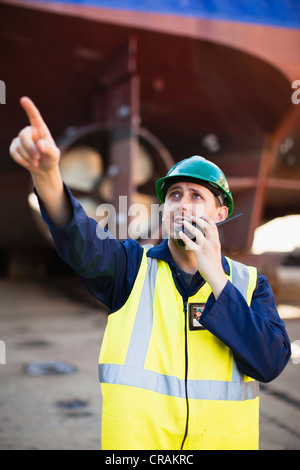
[179,214,228,299]
[9,97,60,174]
[9,97,72,227]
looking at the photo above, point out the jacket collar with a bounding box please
[147,237,230,275]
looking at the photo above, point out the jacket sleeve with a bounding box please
[36,184,143,311]
[200,275,291,383]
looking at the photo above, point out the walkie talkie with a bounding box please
[175,221,205,247]
[175,213,243,247]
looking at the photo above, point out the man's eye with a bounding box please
[170,191,181,198]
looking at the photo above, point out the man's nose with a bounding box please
[179,192,190,211]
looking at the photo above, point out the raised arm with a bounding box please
[9,97,72,227]
[9,97,144,310]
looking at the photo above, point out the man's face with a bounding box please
[162,181,226,240]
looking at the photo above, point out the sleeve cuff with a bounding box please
[200,279,231,324]
[34,183,75,230]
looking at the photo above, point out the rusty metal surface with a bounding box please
[0,2,299,257]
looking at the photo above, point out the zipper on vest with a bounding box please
[180,300,189,451]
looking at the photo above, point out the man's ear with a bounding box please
[216,206,228,224]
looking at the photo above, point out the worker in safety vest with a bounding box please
[10,97,291,450]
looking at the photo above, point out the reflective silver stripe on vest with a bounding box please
[230,260,253,382]
[99,363,259,401]
[124,257,158,368]
[230,259,250,302]
[100,256,258,402]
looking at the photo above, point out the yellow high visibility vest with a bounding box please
[99,248,259,450]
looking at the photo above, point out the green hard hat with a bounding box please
[155,155,234,217]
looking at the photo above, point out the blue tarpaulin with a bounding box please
[28,0,300,29]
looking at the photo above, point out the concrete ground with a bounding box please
[0,275,299,450]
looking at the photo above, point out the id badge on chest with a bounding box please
[189,303,206,331]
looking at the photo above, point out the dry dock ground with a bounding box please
[0,273,300,450]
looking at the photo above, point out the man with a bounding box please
[10,97,291,450]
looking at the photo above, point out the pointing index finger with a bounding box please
[20,96,50,140]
